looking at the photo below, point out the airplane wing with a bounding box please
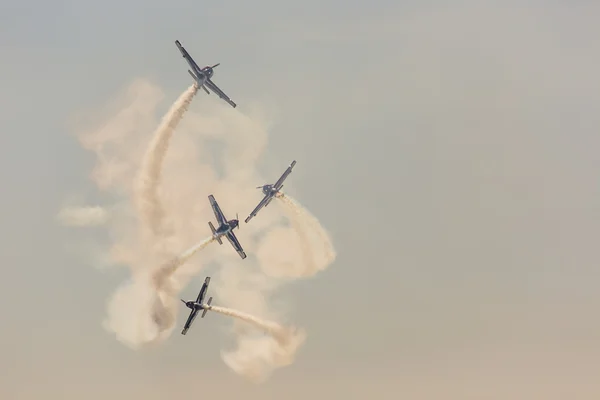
[244,194,272,223]
[175,40,202,76]
[273,160,297,190]
[195,277,210,303]
[204,78,237,108]
[208,195,227,225]
[225,231,247,259]
[181,308,199,335]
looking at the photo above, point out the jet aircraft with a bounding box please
[207,194,247,259]
[174,40,237,108]
[180,276,213,335]
[245,160,297,223]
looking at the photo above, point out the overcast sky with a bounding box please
[2,1,600,399]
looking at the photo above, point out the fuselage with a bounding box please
[194,66,214,85]
[185,301,206,310]
[262,184,278,196]
[215,219,239,236]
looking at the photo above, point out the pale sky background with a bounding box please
[2,0,600,399]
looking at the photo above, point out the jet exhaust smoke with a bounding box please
[152,235,215,288]
[104,235,215,348]
[279,194,335,264]
[208,305,307,383]
[62,79,336,382]
[260,193,336,277]
[135,83,198,250]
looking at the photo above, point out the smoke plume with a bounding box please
[209,305,307,383]
[103,235,215,348]
[60,78,336,382]
[135,83,198,248]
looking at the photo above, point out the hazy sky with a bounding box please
[2,1,600,399]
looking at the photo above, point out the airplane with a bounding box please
[180,276,213,335]
[245,160,297,223]
[174,40,237,108]
[207,194,247,259]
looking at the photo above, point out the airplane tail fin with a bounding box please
[209,221,223,244]
[236,213,240,229]
[202,297,213,318]
[188,70,210,93]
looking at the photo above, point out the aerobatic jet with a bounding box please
[207,194,247,259]
[245,160,297,223]
[180,277,213,335]
[174,40,237,108]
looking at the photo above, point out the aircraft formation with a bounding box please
[175,39,297,335]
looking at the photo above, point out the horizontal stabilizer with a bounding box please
[208,221,223,244]
[188,69,198,80]
[201,297,212,318]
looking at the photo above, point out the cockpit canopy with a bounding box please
[262,184,273,195]
[203,66,214,77]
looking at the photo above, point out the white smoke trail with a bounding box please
[256,193,336,277]
[209,305,290,337]
[209,305,307,383]
[64,79,336,382]
[135,83,198,247]
[101,84,207,348]
[152,235,215,289]
[279,194,336,265]
[104,236,215,348]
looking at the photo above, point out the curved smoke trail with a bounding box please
[103,84,209,348]
[209,305,307,383]
[135,83,198,247]
[62,79,337,382]
[277,193,336,274]
[152,236,215,289]
[104,235,215,349]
